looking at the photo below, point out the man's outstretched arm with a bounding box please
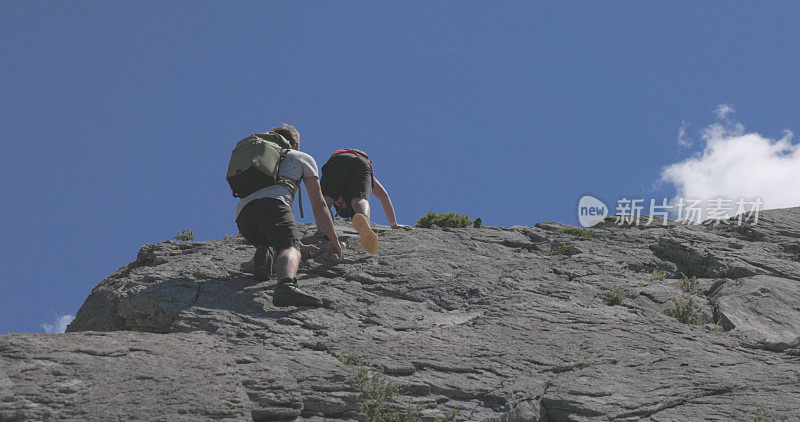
[372,178,411,229]
[304,176,344,261]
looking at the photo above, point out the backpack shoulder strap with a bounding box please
[330,149,368,160]
[273,149,299,194]
[297,185,304,218]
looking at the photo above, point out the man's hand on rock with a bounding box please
[327,240,344,263]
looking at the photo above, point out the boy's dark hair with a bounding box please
[333,202,355,219]
[272,124,300,147]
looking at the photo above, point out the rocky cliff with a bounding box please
[3,208,800,421]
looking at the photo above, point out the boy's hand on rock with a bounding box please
[299,243,320,260]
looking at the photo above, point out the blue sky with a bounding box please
[2,1,799,334]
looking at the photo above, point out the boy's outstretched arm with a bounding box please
[304,176,344,261]
[372,178,412,230]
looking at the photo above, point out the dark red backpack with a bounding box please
[329,149,375,181]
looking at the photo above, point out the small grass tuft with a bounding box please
[711,315,725,332]
[173,228,196,241]
[416,211,472,229]
[601,286,626,305]
[651,269,668,281]
[338,353,458,422]
[339,352,364,367]
[548,244,573,256]
[221,233,243,241]
[731,403,779,422]
[679,274,701,294]
[557,227,592,238]
[714,260,735,278]
[664,296,702,325]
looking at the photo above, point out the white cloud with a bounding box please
[677,120,692,147]
[42,314,75,333]
[661,105,800,219]
[713,103,736,120]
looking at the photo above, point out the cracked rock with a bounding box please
[2,209,800,420]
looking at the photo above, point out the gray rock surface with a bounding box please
[3,208,800,421]
[1,332,250,421]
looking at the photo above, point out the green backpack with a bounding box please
[226,132,295,198]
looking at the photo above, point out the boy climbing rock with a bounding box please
[320,149,411,254]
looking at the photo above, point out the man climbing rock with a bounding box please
[320,149,411,255]
[228,124,343,307]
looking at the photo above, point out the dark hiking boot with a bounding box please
[272,278,324,307]
[253,246,274,281]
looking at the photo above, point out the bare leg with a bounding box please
[272,246,323,307]
[351,199,379,254]
[275,247,301,279]
[350,198,370,218]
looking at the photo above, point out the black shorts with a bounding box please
[235,198,302,252]
[320,153,374,204]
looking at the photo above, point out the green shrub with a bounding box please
[651,269,668,281]
[601,286,626,305]
[339,353,458,422]
[173,228,196,241]
[416,212,472,229]
[548,244,574,256]
[557,227,592,238]
[664,296,701,325]
[731,404,779,422]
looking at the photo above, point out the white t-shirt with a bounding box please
[235,150,319,218]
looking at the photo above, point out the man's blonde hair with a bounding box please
[272,124,300,147]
